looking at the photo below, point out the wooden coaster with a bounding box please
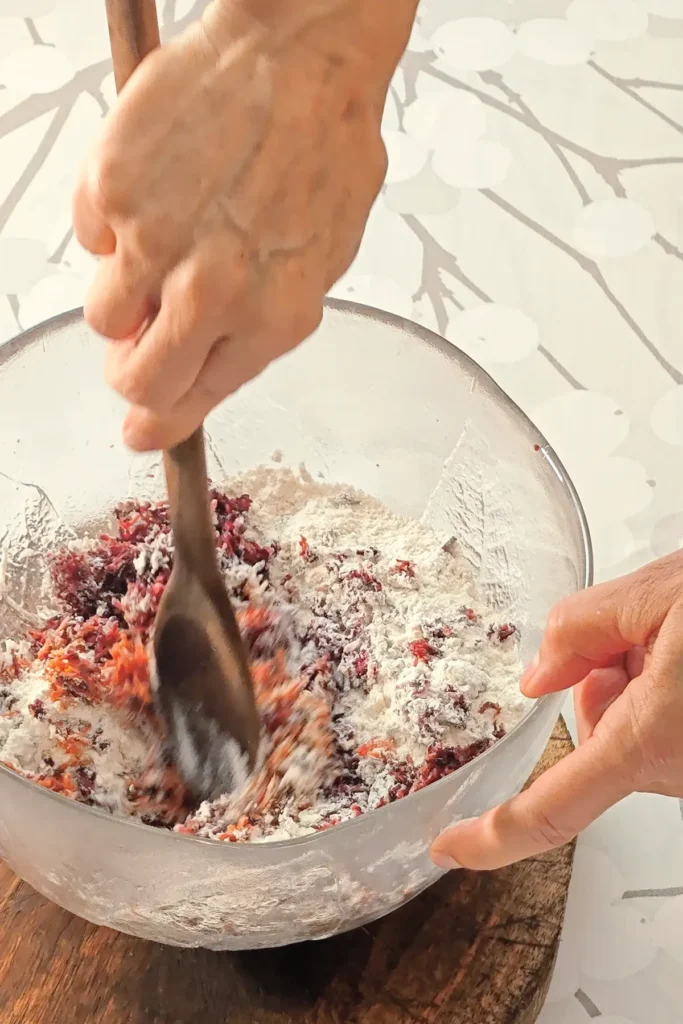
[0,720,574,1024]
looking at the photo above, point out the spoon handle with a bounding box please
[105,0,160,91]
[104,2,219,583]
[162,429,221,583]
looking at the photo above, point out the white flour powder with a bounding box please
[0,467,528,843]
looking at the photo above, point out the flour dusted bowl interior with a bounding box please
[0,302,589,949]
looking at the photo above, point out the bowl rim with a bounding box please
[0,300,593,854]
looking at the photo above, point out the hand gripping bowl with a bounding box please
[0,302,591,950]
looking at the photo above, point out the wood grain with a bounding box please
[0,721,574,1024]
[104,0,160,92]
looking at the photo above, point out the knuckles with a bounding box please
[80,73,385,416]
[84,296,115,342]
[85,147,131,223]
[167,259,216,327]
[544,596,575,643]
[525,807,576,852]
[104,349,152,410]
[167,249,251,326]
[272,301,323,353]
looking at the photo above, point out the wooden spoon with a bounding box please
[105,0,261,800]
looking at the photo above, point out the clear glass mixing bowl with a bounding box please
[0,302,590,950]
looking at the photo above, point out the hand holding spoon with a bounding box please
[105,0,260,800]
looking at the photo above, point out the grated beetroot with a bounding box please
[409,638,439,665]
[345,569,382,591]
[389,559,416,578]
[0,470,525,843]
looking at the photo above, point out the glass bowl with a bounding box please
[0,302,590,950]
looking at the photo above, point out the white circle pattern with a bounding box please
[432,138,512,188]
[448,304,540,363]
[516,18,595,65]
[0,0,54,14]
[573,199,656,258]
[638,0,683,16]
[0,5,682,1023]
[651,385,683,445]
[404,91,487,148]
[566,0,649,41]
[431,17,518,71]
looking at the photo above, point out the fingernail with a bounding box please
[431,817,479,870]
[431,851,462,871]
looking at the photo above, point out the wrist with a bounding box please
[205,0,418,75]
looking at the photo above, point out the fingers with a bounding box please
[85,252,158,341]
[522,558,683,699]
[72,171,116,256]
[644,596,683,682]
[121,255,323,451]
[431,723,636,871]
[431,579,683,872]
[104,238,255,410]
[122,333,268,450]
[122,312,322,451]
[124,296,321,451]
[574,666,630,744]
[75,31,263,343]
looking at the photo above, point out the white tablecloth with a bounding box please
[1,2,682,1019]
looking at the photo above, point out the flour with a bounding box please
[0,661,151,812]
[0,467,528,843]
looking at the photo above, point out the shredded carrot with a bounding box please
[356,738,396,759]
[102,634,153,714]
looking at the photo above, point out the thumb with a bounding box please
[430,712,636,871]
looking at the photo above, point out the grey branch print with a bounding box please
[394,47,683,387]
[0,3,683,1013]
[2,5,682,393]
[0,0,209,332]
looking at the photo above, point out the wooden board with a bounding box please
[0,720,574,1024]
